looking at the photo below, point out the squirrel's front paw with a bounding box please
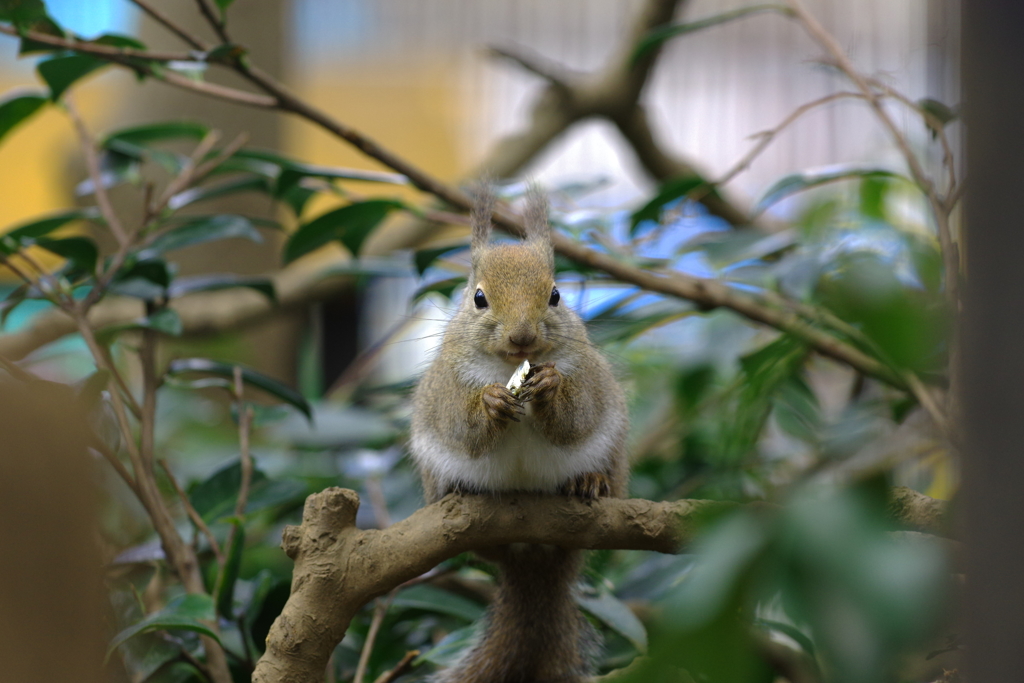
[519,362,560,403]
[482,384,524,424]
[561,471,612,499]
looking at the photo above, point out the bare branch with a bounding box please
[0,23,193,61]
[65,99,129,246]
[160,459,224,564]
[253,486,949,682]
[129,0,210,51]
[371,650,420,683]
[231,366,254,523]
[195,0,231,45]
[354,589,399,683]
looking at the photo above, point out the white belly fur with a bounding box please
[412,352,616,493]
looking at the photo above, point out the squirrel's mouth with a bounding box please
[505,350,531,361]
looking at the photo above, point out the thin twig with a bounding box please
[232,366,255,521]
[0,23,192,61]
[64,99,129,245]
[147,129,223,221]
[488,45,574,95]
[90,443,138,495]
[371,650,420,683]
[159,459,225,564]
[129,0,209,51]
[785,0,959,311]
[195,0,231,44]
[139,313,160,476]
[0,353,35,382]
[354,589,399,683]
[715,91,866,187]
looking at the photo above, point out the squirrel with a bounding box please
[410,185,629,683]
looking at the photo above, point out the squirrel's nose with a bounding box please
[508,330,537,348]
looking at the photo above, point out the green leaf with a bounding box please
[0,90,47,144]
[392,585,485,623]
[0,282,30,327]
[0,0,48,30]
[167,358,312,421]
[413,276,466,303]
[754,166,906,215]
[99,308,183,338]
[187,459,307,523]
[232,148,407,185]
[577,589,648,651]
[102,121,209,148]
[632,4,794,63]
[167,274,275,301]
[205,42,246,65]
[413,243,467,276]
[0,207,100,253]
[630,175,710,235]
[143,214,263,256]
[35,235,98,275]
[106,594,220,662]
[37,53,107,101]
[168,176,272,210]
[91,33,146,50]
[283,199,403,263]
[110,258,172,299]
[917,98,958,125]
[754,618,817,659]
[213,0,236,14]
[415,625,476,667]
[213,521,244,618]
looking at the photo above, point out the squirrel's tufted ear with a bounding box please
[522,185,551,246]
[470,181,496,263]
[523,185,555,269]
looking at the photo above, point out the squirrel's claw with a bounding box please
[561,471,613,499]
[521,362,560,403]
[482,384,525,424]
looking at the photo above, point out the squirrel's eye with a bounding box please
[549,287,560,307]
[474,289,488,309]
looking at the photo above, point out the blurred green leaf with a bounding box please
[414,243,466,276]
[0,207,99,253]
[631,4,793,63]
[245,570,290,654]
[167,358,312,421]
[102,120,209,148]
[187,459,307,523]
[35,235,98,275]
[213,0,236,14]
[415,625,476,666]
[99,308,183,338]
[168,176,272,210]
[110,258,172,299]
[143,214,264,256]
[167,274,275,301]
[577,589,648,651]
[0,90,46,144]
[37,52,106,100]
[213,521,244,618]
[0,0,48,30]
[630,175,709,235]
[413,276,465,302]
[106,594,220,662]
[284,200,404,262]
[755,167,906,215]
[392,585,485,623]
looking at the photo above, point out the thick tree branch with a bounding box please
[253,486,948,683]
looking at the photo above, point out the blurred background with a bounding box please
[0,0,964,682]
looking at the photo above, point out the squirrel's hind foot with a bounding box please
[561,471,612,499]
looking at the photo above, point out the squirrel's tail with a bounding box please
[436,545,597,683]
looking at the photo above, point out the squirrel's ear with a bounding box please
[522,185,552,245]
[523,185,555,267]
[470,182,495,261]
